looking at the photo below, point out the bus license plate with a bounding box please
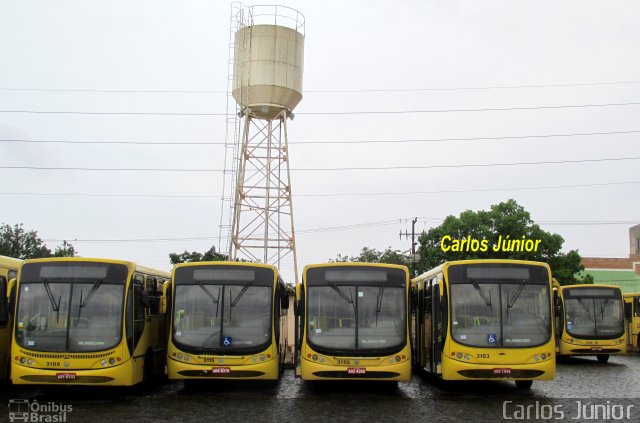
[492,368,512,375]
[591,347,602,352]
[56,373,76,380]
[347,368,366,375]
[211,367,231,374]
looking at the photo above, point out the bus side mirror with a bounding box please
[625,302,632,321]
[161,281,171,314]
[0,276,7,327]
[7,278,16,317]
[281,291,290,310]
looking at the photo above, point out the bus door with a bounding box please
[553,289,564,350]
[294,284,304,377]
[624,298,632,351]
[432,278,446,375]
[126,274,146,357]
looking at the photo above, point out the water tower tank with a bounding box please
[232,6,305,120]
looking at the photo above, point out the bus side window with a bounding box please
[635,298,640,317]
[132,274,145,350]
[146,277,160,315]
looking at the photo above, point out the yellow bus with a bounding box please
[167,262,289,380]
[623,292,640,353]
[11,257,170,386]
[294,263,411,381]
[411,259,555,389]
[0,255,22,380]
[553,282,625,363]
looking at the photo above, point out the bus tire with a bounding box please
[596,354,610,364]
[515,380,533,390]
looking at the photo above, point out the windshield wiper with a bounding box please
[507,280,527,309]
[470,279,492,307]
[198,282,221,319]
[328,283,355,311]
[198,282,219,304]
[375,283,385,326]
[231,281,253,307]
[42,279,62,324]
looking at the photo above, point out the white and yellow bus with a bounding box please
[554,282,625,363]
[11,257,170,386]
[0,255,22,380]
[295,263,411,381]
[167,262,289,380]
[411,259,555,389]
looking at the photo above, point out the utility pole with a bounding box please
[399,217,418,275]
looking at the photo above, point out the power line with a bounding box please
[43,219,638,243]
[5,180,636,199]
[2,80,639,94]
[297,102,640,116]
[2,156,638,173]
[1,101,640,117]
[1,129,638,146]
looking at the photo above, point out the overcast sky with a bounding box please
[1,1,638,282]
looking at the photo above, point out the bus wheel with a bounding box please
[515,380,533,390]
[596,354,610,364]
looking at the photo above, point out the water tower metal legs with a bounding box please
[230,110,299,284]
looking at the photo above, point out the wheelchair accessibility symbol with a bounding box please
[487,333,497,344]
[223,337,233,347]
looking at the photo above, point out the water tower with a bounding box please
[228,5,304,283]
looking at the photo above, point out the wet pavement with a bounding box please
[2,355,640,422]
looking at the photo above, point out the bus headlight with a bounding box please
[27,359,34,366]
[252,356,258,363]
[533,355,540,361]
[319,357,325,363]
[388,358,393,364]
[109,358,116,365]
[464,354,471,361]
[184,355,191,362]
[540,353,547,360]
[177,354,183,360]
[455,353,462,359]
[19,357,26,364]
[101,360,107,367]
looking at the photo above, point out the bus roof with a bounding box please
[558,283,622,291]
[21,257,170,278]
[0,255,22,270]
[302,262,410,273]
[412,259,551,284]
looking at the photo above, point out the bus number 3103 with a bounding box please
[476,354,490,359]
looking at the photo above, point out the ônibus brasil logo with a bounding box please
[8,399,72,423]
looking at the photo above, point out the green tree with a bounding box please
[53,240,77,257]
[169,245,227,265]
[332,246,410,267]
[415,199,589,285]
[0,223,77,259]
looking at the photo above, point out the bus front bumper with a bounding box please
[442,356,555,381]
[300,357,411,381]
[167,356,280,380]
[11,359,136,386]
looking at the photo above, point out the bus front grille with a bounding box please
[19,350,116,360]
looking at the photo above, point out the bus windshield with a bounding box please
[306,267,406,353]
[563,287,624,339]
[449,264,551,348]
[172,266,273,352]
[15,262,128,352]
